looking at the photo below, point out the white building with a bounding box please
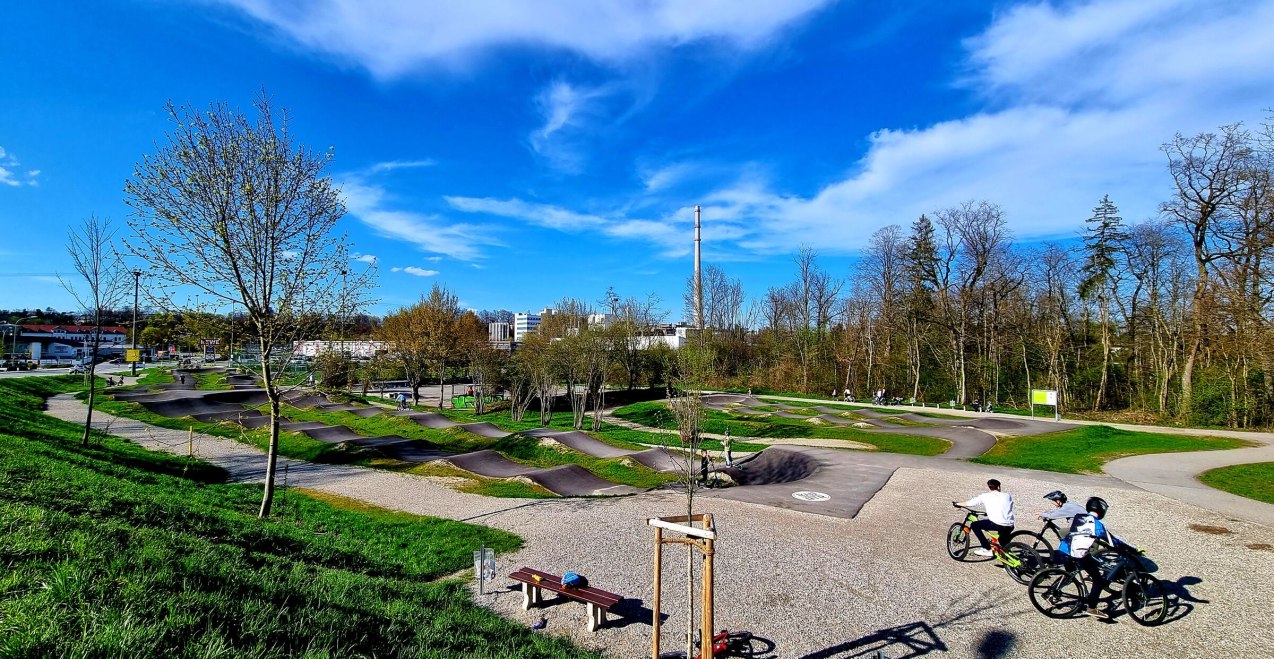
[513,313,541,342]
[293,339,386,359]
[488,322,512,342]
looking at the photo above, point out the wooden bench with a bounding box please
[508,567,621,632]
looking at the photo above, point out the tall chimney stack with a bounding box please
[694,205,703,330]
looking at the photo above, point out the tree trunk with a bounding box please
[258,351,281,519]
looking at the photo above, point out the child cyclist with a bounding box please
[1057,496,1133,619]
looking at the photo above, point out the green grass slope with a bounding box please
[0,376,599,659]
[1199,461,1274,504]
[971,424,1250,474]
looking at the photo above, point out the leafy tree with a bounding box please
[1078,195,1127,410]
[125,94,373,518]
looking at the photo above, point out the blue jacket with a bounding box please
[1058,513,1127,558]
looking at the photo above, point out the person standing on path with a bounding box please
[723,427,734,467]
[699,449,710,486]
[954,479,1015,557]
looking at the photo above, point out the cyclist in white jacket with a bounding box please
[955,479,1015,557]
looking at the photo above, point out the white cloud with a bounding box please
[391,266,439,277]
[680,0,1274,253]
[216,0,830,78]
[425,256,443,262]
[446,196,606,231]
[368,159,435,173]
[445,195,695,257]
[0,146,38,187]
[342,178,499,260]
[351,253,378,264]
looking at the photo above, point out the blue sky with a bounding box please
[2,0,1272,320]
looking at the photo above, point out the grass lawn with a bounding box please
[193,369,231,390]
[971,425,1251,474]
[135,367,174,387]
[613,401,949,456]
[1198,462,1274,504]
[0,375,597,658]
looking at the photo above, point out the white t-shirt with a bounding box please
[964,491,1015,526]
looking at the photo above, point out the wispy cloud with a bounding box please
[341,177,499,260]
[0,146,39,187]
[216,0,831,78]
[445,195,693,257]
[368,159,435,173]
[351,253,378,264]
[391,266,439,277]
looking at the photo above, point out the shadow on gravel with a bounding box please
[797,620,947,658]
[607,598,668,629]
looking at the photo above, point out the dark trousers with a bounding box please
[970,519,1013,549]
[1078,553,1109,607]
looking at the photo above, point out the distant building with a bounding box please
[513,312,541,342]
[4,323,129,361]
[293,339,386,359]
[488,322,512,342]
[587,313,615,329]
[636,324,696,350]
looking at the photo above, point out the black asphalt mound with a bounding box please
[349,408,383,417]
[238,416,272,429]
[523,465,641,496]
[882,426,988,459]
[301,426,363,443]
[772,409,814,419]
[203,390,271,406]
[283,393,332,408]
[522,429,631,458]
[278,421,330,432]
[441,450,528,478]
[314,403,361,412]
[370,440,454,462]
[407,413,459,429]
[458,422,508,438]
[718,448,819,486]
[628,448,682,472]
[193,409,263,423]
[815,414,859,425]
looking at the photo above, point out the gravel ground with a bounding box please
[45,395,1274,658]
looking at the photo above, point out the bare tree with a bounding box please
[125,94,373,518]
[61,215,130,447]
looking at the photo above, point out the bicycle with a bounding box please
[1027,543,1168,625]
[1008,515,1071,566]
[946,505,1043,585]
[658,629,771,658]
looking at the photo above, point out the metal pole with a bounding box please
[131,270,141,376]
[694,205,703,331]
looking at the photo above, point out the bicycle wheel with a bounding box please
[1009,530,1055,566]
[1028,568,1087,618]
[726,632,774,658]
[1002,541,1043,585]
[946,522,970,560]
[1122,573,1168,626]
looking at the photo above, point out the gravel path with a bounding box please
[44,395,1274,658]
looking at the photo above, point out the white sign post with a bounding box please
[473,546,495,595]
[1030,389,1059,421]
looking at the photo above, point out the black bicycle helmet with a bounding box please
[1043,490,1067,503]
[1085,496,1109,519]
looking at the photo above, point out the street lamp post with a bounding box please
[131,270,141,376]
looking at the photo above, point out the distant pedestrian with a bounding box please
[699,449,710,486]
[723,427,734,467]
[397,392,408,410]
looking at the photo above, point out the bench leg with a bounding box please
[586,602,605,632]
[522,583,542,610]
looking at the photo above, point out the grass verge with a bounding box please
[971,425,1250,474]
[2,375,596,658]
[1198,462,1274,504]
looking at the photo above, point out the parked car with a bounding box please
[69,364,87,374]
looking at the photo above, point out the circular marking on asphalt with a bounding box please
[792,491,831,502]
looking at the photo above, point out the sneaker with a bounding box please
[1083,607,1110,620]
[972,548,993,557]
